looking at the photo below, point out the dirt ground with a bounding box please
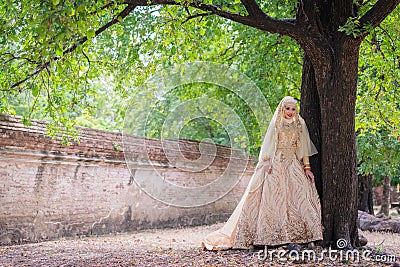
[1,223,399,266]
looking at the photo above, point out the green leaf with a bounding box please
[86,29,96,39]
[32,87,39,97]
[22,117,32,126]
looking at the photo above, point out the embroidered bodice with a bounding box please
[276,120,299,160]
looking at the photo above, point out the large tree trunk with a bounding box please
[268,0,398,249]
[379,176,391,216]
[292,0,398,249]
[300,55,322,197]
[358,174,374,215]
[300,37,362,248]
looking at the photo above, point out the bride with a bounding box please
[201,96,323,250]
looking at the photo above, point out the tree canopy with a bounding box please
[1,1,398,183]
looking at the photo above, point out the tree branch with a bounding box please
[11,62,51,89]
[240,0,264,18]
[11,4,136,89]
[88,1,119,16]
[2,52,38,65]
[64,4,136,54]
[220,41,237,57]
[126,0,301,39]
[194,3,298,36]
[359,0,400,37]
[239,0,303,38]
[297,0,315,26]
[11,0,308,89]
[296,0,324,38]
[182,12,211,24]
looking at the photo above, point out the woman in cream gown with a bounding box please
[201,96,323,250]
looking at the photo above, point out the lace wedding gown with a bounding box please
[201,119,323,250]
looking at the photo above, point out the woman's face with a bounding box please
[283,103,297,119]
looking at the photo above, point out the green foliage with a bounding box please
[356,8,400,184]
[357,127,400,186]
[0,0,142,138]
[356,10,400,137]
[0,1,398,173]
[125,6,302,155]
[1,2,303,157]
[338,17,373,38]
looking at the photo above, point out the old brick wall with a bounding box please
[0,114,255,245]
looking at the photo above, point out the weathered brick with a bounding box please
[0,114,256,245]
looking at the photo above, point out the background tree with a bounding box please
[357,127,400,216]
[358,173,374,215]
[1,0,399,248]
[355,14,400,216]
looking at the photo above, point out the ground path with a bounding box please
[1,223,399,266]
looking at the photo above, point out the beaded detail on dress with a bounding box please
[276,120,300,161]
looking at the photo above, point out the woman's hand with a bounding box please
[305,170,314,183]
[256,160,272,174]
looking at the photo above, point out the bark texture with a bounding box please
[358,174,374,215]
[300,55,322,197]
[379,176,391,216]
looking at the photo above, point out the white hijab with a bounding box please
[258,96,318,163]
